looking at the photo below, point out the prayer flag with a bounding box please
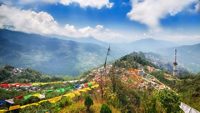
[9,105,20,111]
[5,99,14,104]
[15,95,23,100]
[0,109,8,113]
[24,95,32,100]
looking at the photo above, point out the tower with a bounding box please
[173,49,178,76]
[100,45,110,99]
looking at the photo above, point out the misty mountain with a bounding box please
[144,52,190,76]
[129,38,178,52]
[114,38,200,73]
[0,29,108,76]
[64,37,107,46]
[159,43,200,73]
[0,29,199,76]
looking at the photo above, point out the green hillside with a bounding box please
[0,65,63,83]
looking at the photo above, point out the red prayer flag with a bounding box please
[15,95,23,100]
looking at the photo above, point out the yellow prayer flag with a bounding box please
[9,105,21,111]
[20,103,39,109]
[63,93,75,99]
[32,93,40,97]
[79,89,87,92]
[32,83,40,86]
[91,84,99,89]
[39,100,48,104]
[73,91,81,96]
[0,109,8,113]
[48,96,61,103]
[85,87,91,91]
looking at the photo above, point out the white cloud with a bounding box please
[195,2,200,12]
[18,0,59,4]
[60,0,113,9]
[2,0,113,9]
[127,0,198,31]
[0,5,121,42]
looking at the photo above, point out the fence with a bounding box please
[180,102,200,113]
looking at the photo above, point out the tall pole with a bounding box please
[173,49,178,76]
[104,45,110,68]
[100,45,110,99]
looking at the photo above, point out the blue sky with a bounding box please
[0,0,200,43]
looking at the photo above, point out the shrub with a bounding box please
[157,89,181,113]
[100,104,112,113]
[84,95,93,111]
[58,96,72,107]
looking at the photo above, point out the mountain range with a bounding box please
[0,29,107,76]
[0,29,200,75]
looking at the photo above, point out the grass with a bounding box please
[60,98,120,113]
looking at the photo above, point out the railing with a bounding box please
[180,102,200,113]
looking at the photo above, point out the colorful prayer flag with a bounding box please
[5,99,14,104]
[24,95,32,100]
[9,105,20,111]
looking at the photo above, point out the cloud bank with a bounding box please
[127,0,198,31]
[2,0,114,9]
[0,5,121,42]
[59,0,113,9]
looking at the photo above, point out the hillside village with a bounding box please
[88,65,169,91]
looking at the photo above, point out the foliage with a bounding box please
[114,52,156,69]
[108,73,141,113]
[84,95,93,111]
[0,88,21,100]
[0,65,64,83]
[150,71,175,87]
[175,74,200,110]
[157,89,181,113]
[58,96,72,107]
[100,104,112,113]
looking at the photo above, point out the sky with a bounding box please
[0,0,200,44]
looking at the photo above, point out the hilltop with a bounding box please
[84,51,200,112]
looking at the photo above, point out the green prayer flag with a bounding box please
[60,88,65,92]
[56,88,65,93]
[24,95,32,100]
[88,82,92,87]
[46,90,53,93]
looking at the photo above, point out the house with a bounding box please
[128,68,145,76]
[147,66,155,73]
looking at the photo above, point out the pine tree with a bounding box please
[84,95,93,112]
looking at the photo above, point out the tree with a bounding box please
[84,95,93,111]
[157,89,181,113]
[100,104,112,113]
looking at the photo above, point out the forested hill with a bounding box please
[114,52,156,69]
[0,65,63,83]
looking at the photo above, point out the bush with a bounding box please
[58,96,72,107]
[100,104,112,113]
[84,95,93,111]
[157,89,181,113]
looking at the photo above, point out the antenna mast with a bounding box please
[173,49,178,76]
